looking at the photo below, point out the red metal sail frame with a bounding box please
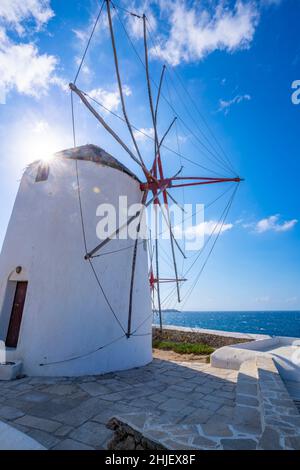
[69,0,243,335]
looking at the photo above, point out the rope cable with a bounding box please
[75,151,126,335]
[74,0,105,84]
[111,5,233,176]
[160,185,238,307]
[164,69,234,175]
[180,184,239,308]
[71,91,76,148]
[107,0,147,170]
[40,333,126,366]
[81,88,227,177]
[145,16,238,176]
[145,19,234,176]
[171,67,238,176]
[158,182,235,240]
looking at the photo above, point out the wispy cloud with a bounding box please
[133,127,154,141]
[254,214,298,233]
[88,85,132,112]
[125,1,157,39]
[261,0,282,6]
[0,0,63,104]
[185,220,233,238]
[285,296,298,304]
[254,295,270,303]
[0,0,54,35]
[218,94,251,114]
[150,1,259,66]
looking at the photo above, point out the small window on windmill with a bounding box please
[35,162,49,182]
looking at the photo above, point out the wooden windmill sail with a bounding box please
[70,0,243,336]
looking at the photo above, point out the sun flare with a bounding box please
[20,120,66,166]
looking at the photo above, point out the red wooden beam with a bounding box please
[141,176,242,192]
[150,275,187,291]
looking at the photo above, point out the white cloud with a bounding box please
[218,94,251,114]
[32,119,49,133]
[71,1,110,55]
[0,1,67,103]
[255,215,298,233]
[0,0,54,35]
[125,1,157,39]
[73,28,89,44]
[185,220,233,238]
[150,1,259,66]
[75,56,90,77]
[89,85,132,112]
[49,75,69,92]
[133,127,154,141]
[0,41,58,103]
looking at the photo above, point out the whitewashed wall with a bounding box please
[0,153,152,376]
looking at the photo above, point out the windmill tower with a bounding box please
[0,145,152,377]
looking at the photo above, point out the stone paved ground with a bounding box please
[0,359,238,450]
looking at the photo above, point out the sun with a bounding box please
[25,134,59,163]
[21,121,66,165]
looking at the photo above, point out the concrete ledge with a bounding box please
[211,340,275,370]
[210,335,300,372]
[0,420,45,450]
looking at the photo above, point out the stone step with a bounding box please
[256,356,300,450]
[231,359,262,440]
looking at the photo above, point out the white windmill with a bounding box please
[0,0,242,378]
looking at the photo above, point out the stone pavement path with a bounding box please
[0,359,237,450]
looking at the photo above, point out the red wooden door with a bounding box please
[5,281,28,348]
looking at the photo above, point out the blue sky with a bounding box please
[0,0,299,311]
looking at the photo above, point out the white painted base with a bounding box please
[0,361,22,381]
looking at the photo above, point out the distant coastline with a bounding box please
[161,309,300,313]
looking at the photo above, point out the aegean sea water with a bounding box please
[153,310,300,338]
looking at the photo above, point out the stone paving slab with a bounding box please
[70,421,113,449]
[14,415,62,433]
[0,359,238,449]
[0,405,25,421]
[1,356,299,450]
[105,357,300,450]
[53,439,94,450]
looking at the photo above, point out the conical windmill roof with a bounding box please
[54,144,140,181]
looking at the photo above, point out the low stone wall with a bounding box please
[106,417,165,450]
[256,356,300,450]
[153,326,252,349]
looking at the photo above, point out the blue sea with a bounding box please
[153,311,300,338]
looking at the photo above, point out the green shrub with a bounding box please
[153,340,214,355]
